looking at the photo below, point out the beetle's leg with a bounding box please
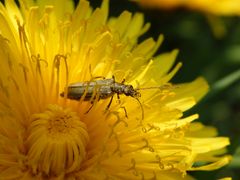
[85,94,100,114]
[112,75,115,82]
[85,103,94,114]
[85,85,101,114]
[117,93,121,104]
[121,78,125,84]
[106,95,114,111]
[120,106,128,118]
[84,95,95,114]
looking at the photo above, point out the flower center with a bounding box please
[48,112,74,135]
[26,104,89,177]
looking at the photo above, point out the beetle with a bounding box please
[61,78,140,100]
[60,77,144,119]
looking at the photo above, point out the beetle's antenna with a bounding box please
[136,87,160,90]
[136,84,177,91]
[134,97,144,120]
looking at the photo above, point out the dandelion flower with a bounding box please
[0,0,231,179]
[136,0,240,16]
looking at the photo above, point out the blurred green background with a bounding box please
[85,0,240,179]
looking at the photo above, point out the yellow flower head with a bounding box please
[0,0,230,179]
[137,0,240,16]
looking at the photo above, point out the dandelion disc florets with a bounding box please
[27,105,89,176]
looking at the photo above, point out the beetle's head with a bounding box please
[124,85,141,98]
